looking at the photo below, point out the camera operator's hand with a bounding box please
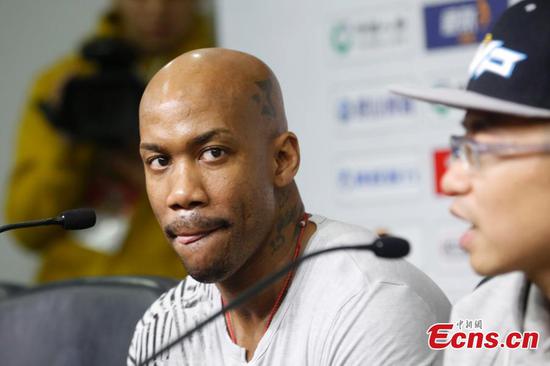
[38,68,93,140]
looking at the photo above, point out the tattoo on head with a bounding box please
[252,79,277,118]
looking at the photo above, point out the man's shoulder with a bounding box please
[309,215,377,249]
[445,274,531,365]
[308,215,450,317]
[128,278,219,365]
[137,277,218,328]
[452,272,526,321]
[311,215,436,284]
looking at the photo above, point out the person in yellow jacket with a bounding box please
[5,0,215,283]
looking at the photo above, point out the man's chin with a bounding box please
[469,254,511,277]
[185,265,231,284]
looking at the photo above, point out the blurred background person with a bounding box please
[4,0,215,283]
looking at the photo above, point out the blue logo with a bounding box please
[423,0,507,50]
[338,167,420,189]
[337,95,413,123]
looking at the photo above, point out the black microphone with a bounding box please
[0,208,96,234]
[138,235,410,366]
[368,235,409,258]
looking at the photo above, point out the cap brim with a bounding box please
[389,84,550,119]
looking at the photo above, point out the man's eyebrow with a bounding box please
[190,128,233,147]
[140,143,165,153]
[140,128,234,152]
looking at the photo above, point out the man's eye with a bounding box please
[201,148,226,162]
[148,156,170,170]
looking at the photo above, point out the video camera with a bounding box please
[40,37,145,149]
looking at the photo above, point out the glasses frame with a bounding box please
[450,135,550,170]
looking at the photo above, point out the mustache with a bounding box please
[164,215,231,238]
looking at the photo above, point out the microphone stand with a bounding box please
[0,218,59,233]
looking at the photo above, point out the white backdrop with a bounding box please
[0,0,513,302]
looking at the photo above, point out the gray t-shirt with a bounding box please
[445,272,550,365]
[128,215,450,365]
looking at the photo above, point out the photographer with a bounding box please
[5,0,215,283]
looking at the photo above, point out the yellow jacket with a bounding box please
[5,12,215,283]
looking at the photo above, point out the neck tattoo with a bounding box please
[222,212,310,345]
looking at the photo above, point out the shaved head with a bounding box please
[141,48,288,140]
[139,48,302,283]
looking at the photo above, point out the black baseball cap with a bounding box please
[391,0,550,118]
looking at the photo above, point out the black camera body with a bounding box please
[41,37,144,149]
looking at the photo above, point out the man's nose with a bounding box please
[166,161,208,211]
[441,159,472,196]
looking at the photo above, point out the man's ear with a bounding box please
[272,132,300,188]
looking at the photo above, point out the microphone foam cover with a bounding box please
[59,208,96,230]
[372,236,410,258]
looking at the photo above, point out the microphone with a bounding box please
[367,235,409,258]
[137,235,410,366]
[0,208,96,234]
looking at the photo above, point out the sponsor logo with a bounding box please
[330,12,408,56]
[331,22,353,55]
[469,39,527,79]
[433,148,451,195]
[337,162,421,201]
[337,95,414,124]
[435,225,472,261]
[338,167,420,189]
[423,0,507,50]
[428,321,539,350]
[439,237,467,259]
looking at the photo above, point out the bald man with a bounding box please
[128,48,450,366]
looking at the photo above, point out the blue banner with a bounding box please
[424,0,508,50]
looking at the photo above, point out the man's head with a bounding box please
[442,112,550,278]
[139,48,301,283]
[114,0,198,54]
[392,0,550,279]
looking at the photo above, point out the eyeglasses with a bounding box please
[450,135,550,170]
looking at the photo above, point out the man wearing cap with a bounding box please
[393,0,550,364]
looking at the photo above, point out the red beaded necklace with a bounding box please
[223,213,310,344]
